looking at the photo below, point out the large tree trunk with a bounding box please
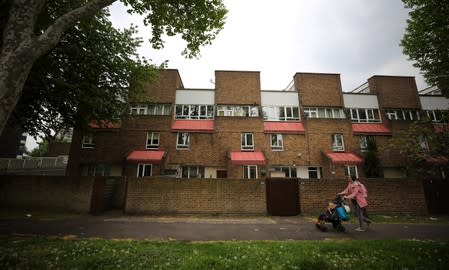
[0,0,115,136]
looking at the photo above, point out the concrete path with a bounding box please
[1,215,449,241]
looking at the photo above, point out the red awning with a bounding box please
[171,120,214,133]
[89,120,121,129]
[126,150,166,164]
[352,124,391,135]
[264,122,305,134]
[325,152,364,165]
[426,155,449,165]
[434,124,449,133]
[230,151,266,165]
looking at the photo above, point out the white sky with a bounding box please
[109,0,427,91]
[26,0,427,151]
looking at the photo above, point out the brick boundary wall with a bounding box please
[125,178,267,215]
[0,176,95,213]
[299,178,428,215]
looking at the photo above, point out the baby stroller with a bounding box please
[315,195,350,232]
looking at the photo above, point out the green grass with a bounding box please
[306,213,449,224]
[1,237,448,269]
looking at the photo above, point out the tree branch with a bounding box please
[36,0,116,54]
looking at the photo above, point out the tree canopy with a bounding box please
[401,0,449,97]
[2,0,160,139]
[0,0,227,136]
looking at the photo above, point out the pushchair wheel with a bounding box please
[336,224,346,232]
[315,223,328,232]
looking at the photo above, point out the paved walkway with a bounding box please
[2,214,449,241]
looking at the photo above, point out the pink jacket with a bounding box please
[338,181,368,208]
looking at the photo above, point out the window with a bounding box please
[308,167,322,179]
[175,105,214,119]
[130,105,147,115]
[349,108,381,123]
[176,132,190,149]
[385,109,420,121]
[272,166,297,178]
[359,136,368,152]
[270,134,283,151]
[303,107,345,119]
[344,165,358,178]
[87,164,110,176]
[426,110,448,122]
[243,165,258,179]
[146,132,160,149]
[137,164,152,177]
[181,166,205,178]
[332,134,345,152]
[419,136,429,152]
[262,106,299,121]
[131,104,171,115]
[82,134,95,149]
[216,105,259,117]
[241,133,254,151]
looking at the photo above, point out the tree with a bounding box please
[2,0,159,139]
[401,0,449,97]
[363,137,382,178]
[390,117,449,177]
[29,138,49,157]
[0,0,227,135]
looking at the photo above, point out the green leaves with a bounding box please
[123,0,228,58]
[401,0,449,96]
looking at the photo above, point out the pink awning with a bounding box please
[126,150,166,164]
[425,155,448,165]
[264,122,305,134]
[325,152,364,165]
[230,151,266,165]
[171,120,214,133]
[352,124,391,135]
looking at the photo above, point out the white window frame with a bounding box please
[137,163,152,177]
[181,166,205,179]
[359,136,368,152]
[263,106,299,121]
[175,105,214,120]
[304,107,345,119]
[82,134,95,149]
[217,105,259,117]
[241,133,254,151]
[176,132,190,150]
[332,134,345,152]
[350,108,381,123]
[272,166,297,178]
[270,134,283,151]
[243,165,258,179]
[148,104,171,115]
[146,132,160,149]
[87,164,110,176]
[308,167,322,179]
[130,105,148,115]
[344,165,358,178]
[419,136,429,152]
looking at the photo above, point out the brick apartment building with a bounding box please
[66,70,449,180]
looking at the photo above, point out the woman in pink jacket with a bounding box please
[338,175,371,231]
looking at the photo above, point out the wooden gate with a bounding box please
[423,179,449,214]
[90,177,121,215]
[266,178,300,216]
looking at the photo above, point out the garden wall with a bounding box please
[125,178,267,215]
[0,175,94,213]
[300,178,428,214]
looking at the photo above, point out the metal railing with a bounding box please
[0,156,68,172]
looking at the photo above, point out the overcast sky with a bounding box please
[109,0,428,91]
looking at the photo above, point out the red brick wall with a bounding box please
[299,178,428,214]
[0,176,94,212]
[215,71,261,104]
[125,178,267,215]
[294,73,344,107]
[368,76,420,109]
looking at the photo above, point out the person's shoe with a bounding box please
[355,227,366,232]
[366,220,371,228]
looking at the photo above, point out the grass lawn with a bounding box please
[1,236,448,269]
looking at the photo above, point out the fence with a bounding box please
[0,156,68,175]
